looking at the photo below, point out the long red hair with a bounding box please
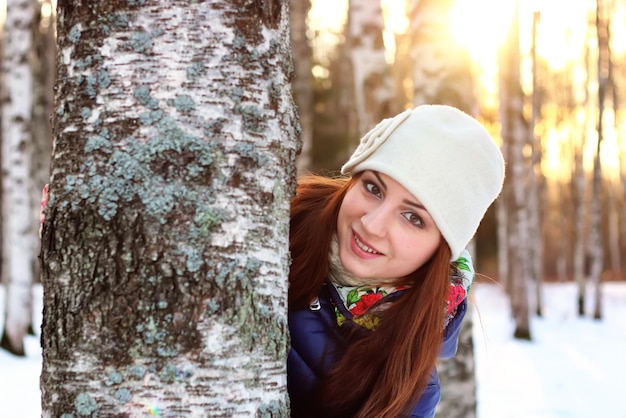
[289,174,451,417]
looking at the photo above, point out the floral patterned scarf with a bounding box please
[327,235,474,331]
[331,284,406,330]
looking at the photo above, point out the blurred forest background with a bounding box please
[0,0,623,365]
[290,0,626,341]
[0,0,623,416]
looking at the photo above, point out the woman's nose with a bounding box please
[361,206,389,238]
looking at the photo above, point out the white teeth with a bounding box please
[354,235,380,254]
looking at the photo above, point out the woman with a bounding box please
[288,104,505,417]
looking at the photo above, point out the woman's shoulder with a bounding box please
[288,286,341,385]
[289,285,336,337]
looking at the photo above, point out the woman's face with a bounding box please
[336,170,442,283]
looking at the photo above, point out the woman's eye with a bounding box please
[365,181,382,197]
[402,212,424,227]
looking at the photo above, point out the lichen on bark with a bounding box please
[41,1,297,416]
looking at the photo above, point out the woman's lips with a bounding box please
[351,230,383,257]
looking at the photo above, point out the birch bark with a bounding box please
[590,0,608,320]
[40,1,297,416]
[498,4,532,340]
[290,0,313,172]
[347,0,393,136]
[0,0,37,357]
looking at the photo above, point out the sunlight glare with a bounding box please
[449,0,517,63]
[308,0,348,34]
[544,130,564,180]
[382,0,409,63]
[534,0,589,70]
[382,0,408,34]
[41,2,52,19]
[311,64,329,79]
[308,0,348,65]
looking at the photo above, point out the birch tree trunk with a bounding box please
[32,1,56,210]
[603,26,619,281]
[336,25,359,157]
[496,193,510,291]
[498,3,532,340]
[31,0,56,289]
[407,1,478,416]
[0,0,37,357]
[529,10,544,316]
[607,184,620,278]
[347,0,393,136]
[590,0,609,320]
[40,1,298,416]
[290,0,313,173]
[391,29,413,113]
[574,37,593,316]
[572,136,587,313]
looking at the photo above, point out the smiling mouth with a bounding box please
[354,233,382,254]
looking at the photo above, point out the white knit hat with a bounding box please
[341,104,505,260]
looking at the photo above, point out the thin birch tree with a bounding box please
[0,0,37,357]
[528,10,544,316]
[347,0,393,136]
[606,1,620,281]
[32,0,56,248]
[290,0,313,173]
[40,1,298,416]
[498,2,532,340]
[589,0,611,320]
[575,31,593,316]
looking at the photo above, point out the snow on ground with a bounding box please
[473,282,626,418]
[0,285,43,418]
[1,282,625,418]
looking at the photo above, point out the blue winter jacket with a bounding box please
[287,283,467,418]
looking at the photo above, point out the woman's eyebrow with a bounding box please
[373,171,428,212]
[373,171,387,190]
[404,199,428,212]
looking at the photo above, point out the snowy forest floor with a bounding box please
[1,282,625,418]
